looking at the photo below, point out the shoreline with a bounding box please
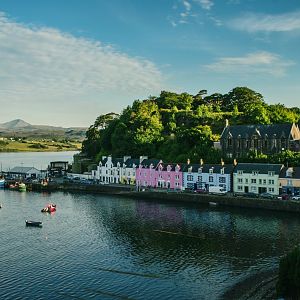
[30,182,300,214]
[221,269,278,300]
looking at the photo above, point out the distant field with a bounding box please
[0,140,81,152]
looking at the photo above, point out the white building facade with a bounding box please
[233,163,283,196]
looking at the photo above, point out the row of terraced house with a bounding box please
[91,155,300,197]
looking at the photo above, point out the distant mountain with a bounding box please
[0,119,87,141]
[0,119,32,129]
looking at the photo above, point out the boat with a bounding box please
[25,220,43,227]
[0,178,4,188]
[18,183,26,192]
[209,202,218,206]
[41,203,56,213]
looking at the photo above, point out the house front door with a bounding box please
[245,186,249,193]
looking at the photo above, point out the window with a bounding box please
[209,168,213,174]
[209,176,213,182]
[252,171,259,175]
[251,179,256,184]
[175,182,180,187]
[251,186,257,192]
[237,185,243,191]
[198,176,202,182]
[220,168,224,175]
[198,168,202,174]
[287,179,292,186]
[268,171,275,176]
[263,179,266,184]
[219,177,226,183]
[237,170,243,175]
[238,178,243,183]
[268,179,274,185]
[245,178,248,184]
[187,175,193,181]
[175,175,179,180]
[259,179,262,184]
[268,187,274,193]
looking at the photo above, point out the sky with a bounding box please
[0,0,300,127]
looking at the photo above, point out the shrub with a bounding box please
[276,246,300,298]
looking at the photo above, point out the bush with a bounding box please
[277,246,300,298]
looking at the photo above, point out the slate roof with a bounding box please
[139,159,161,168]
[124,158,140,167]
[221,123,298,140]
[9,166,40,173]
[182,164,234,174]
[280,167,300,179]
[156,162,183,171]
[233,163,283,174]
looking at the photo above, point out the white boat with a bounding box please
[0,178,5,188]
[209,202,218,206]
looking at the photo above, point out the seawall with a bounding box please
[32,182,300,214]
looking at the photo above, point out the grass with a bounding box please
[0,140,81,152]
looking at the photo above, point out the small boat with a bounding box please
[25,220,43,227]
[41,204,56,213]
[0,178,5,188]
[18,183,26,192]
[209,202,218,206]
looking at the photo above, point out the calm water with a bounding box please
[0,151,78,171]
[1,189,300,300]
[1,152,300,299]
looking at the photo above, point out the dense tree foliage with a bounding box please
[277,246,300,299]
[82,87,300,164]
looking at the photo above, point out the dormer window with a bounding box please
[252,171,259,175]
[220,168,224,175]
[268,171,275,176]
[188,166,192,173]
[198,168,202,174]
[175,165,180,172]
[237,170,243,175]
[209,168,213,174]
[167,165,172,172]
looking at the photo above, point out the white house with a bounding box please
[182,163,234,192]
[92,155,148,184]
[233,163,283,196]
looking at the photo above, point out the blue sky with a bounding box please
[0,0,300,127]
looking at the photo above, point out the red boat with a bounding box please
[41,204,56,213]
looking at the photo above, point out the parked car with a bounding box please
[277,194,289,200]
[292,195,300,200]
[208,186,227,195]
[194,188,207,194]
[260,192,274,199]
[243,192,259,198]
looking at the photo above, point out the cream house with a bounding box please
[233,163,283,196]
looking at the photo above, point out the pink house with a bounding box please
[136,159,161,188]
[136,159,183,190]
[156,162,183,190]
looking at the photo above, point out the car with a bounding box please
[194,188,207,194]
[278,194,289,200]
[243,192,259,198]
[292,195,300,200]
[260,192,274,199]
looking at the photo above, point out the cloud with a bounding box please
[0,12,164,125]
[205,51,294,77]
[193,0,214,10]
[230,11,300,32]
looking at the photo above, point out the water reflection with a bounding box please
[2,190,300,300]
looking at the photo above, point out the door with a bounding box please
[244,186,249,193]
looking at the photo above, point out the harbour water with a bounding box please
[1,152,300,299]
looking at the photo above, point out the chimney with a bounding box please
[187,158,190,165]
[225,119,229,127]
[200,158,203,166]
[233,159,237,166]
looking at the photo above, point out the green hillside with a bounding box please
[81,87,300,164]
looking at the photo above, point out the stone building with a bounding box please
[220,122,300,158]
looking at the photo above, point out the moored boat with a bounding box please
[41,203,56,213]
[18,183,26,192]
[0,178,4,188]
[209,201,218,206]
[25,220,43,227]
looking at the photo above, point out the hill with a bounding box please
[0,119,87,141]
